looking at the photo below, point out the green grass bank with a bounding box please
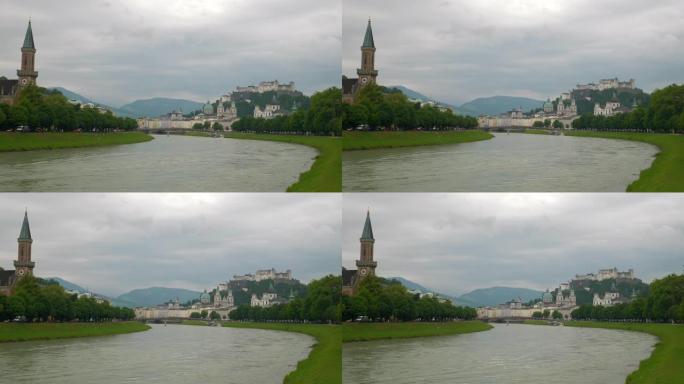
[0,321,150,343]
[342,321,492,342]
[223,322,340,384]
[0,132,153,152]
[525,321,684,384]
[224,133,341,192]
[565,131,684,192]
[342,130,493,151]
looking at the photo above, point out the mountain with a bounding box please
[117,98,204,118]
[387,85,436,103]
[388,276,432,293]
[458,96,545,116]
[456,287,544,308]
[114,287,202,308]
[45,277,88,293]
[49,87,97,105]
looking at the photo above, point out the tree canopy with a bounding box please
[0,276,135,322]
[229,275,340,323]
[341,84,478,131]
[571,274,684,322]
[0,85,138,132]
[572,84,684,133]
[341,276,477,322]
[231,87,342,136]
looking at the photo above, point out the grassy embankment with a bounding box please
[342,130,493,151]
[0,132,153,152]
[0,322,150,343]
[525,321,684,384]
[565,131,684,192]
[222,322,340,384]
[224,133,341,192]
[342,321,492,342]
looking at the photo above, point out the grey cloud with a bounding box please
[343,194,684,296]
[343,0,684,105]
[1,0,341,106]
[0,194,341,296]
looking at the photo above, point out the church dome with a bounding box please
[203,102,214,115]
[542,290,553,303]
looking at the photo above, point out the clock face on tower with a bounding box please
[17,269,25,276]
[359,268,368,276]
[21,79,28,85]
[361,77,368,84]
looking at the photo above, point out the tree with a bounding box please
[543,119,551,128]
[192,122,204,130]
[532,311,543,319]
[212,122,224,131]
[190,312,202,319]
[200,310,209,319]
[552,310,562,320]
[209,311,221,320]
[552,120,563,129]
[542,309,550,318]
[532,121,544,129]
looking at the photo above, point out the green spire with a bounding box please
[361,211,374,241]
[362,18,375,49]
[23,20,35,50]
[18,210,32,241]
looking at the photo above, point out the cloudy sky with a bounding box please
[0,194,341,297]
[343,194,684,296]
[343,0,684,105]
[0,0,341,107]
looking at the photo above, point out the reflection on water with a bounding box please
[0,135,316,192]
[343,324,656,384]
[0,324,313,384]
[343,133,658,191]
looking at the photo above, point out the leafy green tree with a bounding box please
[552,120,563,129]
[190,312,202,319]
[552,310,562,319]
[212,122,223,131]
[200,309,209,319]
[209,311,221,320]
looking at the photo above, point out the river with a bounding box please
[342,133,658,191]
[0,324,314,383]
[343,324,656,384]
[0,135,317,192]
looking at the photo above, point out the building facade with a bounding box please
[0,211,36,296]
[342,211,377,296]
[1,21,38,106]
[342,19,378,103]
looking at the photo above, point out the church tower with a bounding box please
[356,19,378,89]
[14,211,35,279]
[355,211,377,281]
[17,20,38,89]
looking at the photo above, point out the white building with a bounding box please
[594,100,622,116]
[213,286,234,308]
[254,104,282,119]
[575,268,636,282]
[593,292,621,306]
[251,292,279,308]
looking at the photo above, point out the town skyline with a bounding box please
[342,194,684,296]
[343,0,684,106]
[0,194,341,296]
[0,0,341,106]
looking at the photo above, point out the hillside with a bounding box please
[459,96,545,116]
[45,277,88,293]
[115,287,202,308]
[568,278,649,305]
[118,98,204,118]
[388,276,432,293]
[456,287,544,307]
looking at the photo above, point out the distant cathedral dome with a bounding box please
[542,290,553,303]
[203,101,214,115]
